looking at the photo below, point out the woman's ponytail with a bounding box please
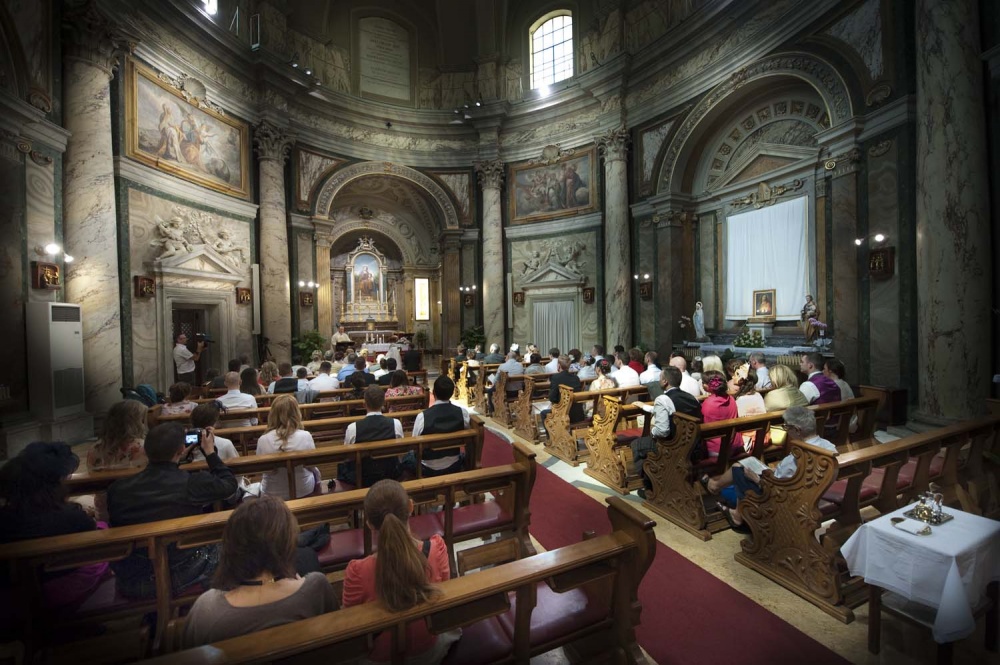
[374,513,436,612]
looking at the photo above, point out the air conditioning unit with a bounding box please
[26,302,86,420]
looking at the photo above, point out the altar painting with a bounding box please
[351,253,382,302]
[509,149,598,224]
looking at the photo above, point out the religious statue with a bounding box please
[693,301,707,341]
[556,241,586,273]
[521,250,541,276]
[800,295,819,342]
[212,229,244,267]
[150,215,192,259]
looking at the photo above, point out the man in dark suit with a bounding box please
[538,355,584,438]
[402,344,422,372]
[377,357,398,385]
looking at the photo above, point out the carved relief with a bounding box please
[475,159,505,190]
[253,120,293,162]
[867,139,894,158]
[730,179,804,211]
[596,126,630,162]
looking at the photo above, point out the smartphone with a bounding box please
[185,428,203,447]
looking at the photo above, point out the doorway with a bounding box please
[172,308,212,385]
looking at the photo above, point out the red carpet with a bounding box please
[482,428,849,665]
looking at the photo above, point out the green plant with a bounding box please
[461,325,486,352]
[292,330,328,361]
[732,326,765,348]
[414,330,429,349]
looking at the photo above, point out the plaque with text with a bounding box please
[358,17,412,104]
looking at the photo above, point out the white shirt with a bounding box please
[773,434,836,479]
[173,343,195,374]
[544,358,560,374]
[344,412,405,445]
[190,435,240,461]
[256,429,317,500]
[216,389,259,428]
[309,373,340,391]
[638,365,662,384]
[679,371,703,398]
[577,364,596,380]
[637,393,676,438]
[412,402,471,471]
[799,371,823,404]
[833,378,859,432]
[755,366,772,390]
[613,364,640,388]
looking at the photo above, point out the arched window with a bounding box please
[529,11,573,90]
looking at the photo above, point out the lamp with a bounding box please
[35,242,72,263]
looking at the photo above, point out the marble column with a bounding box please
[254,121,294,362]
[829,151,861,384]
[475,160,505,347]
[315,232,334,338]
[653,212,690,357]
[62,1,127,414]
[597,127,631,348]
[915,0,992,419]
[440,231,463,355]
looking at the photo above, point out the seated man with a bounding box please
[452,344,466,381]
[638,351,661,385]
[107,423,237,598]
[215,371,258,428]
[482,343,505,364]
[211,359,240,388]
[486,350,524,413]
[353,356,376,386]
[668,353,704,398]
[539,355,585,438]
[189,402,240,461]
[336,353,359,383]
[543,348,561,374]
[402,344,422,372]
[339,385,405,487]
[749,351,772,390]
[295,366,310,391]
[705,406,836,533]
[611,354,640,387]
[412,376,470,476]
[798,352,841,405]
[308,361,340,392]
[268,362,298,394]
[523,353,545,375]
[378,358,398,386]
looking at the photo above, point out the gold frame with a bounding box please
[509,147,599,224]
[750,288,776,322]
[124,58,251,199]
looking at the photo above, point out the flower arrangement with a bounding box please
[677,315,692,329]
[808,317,828,330]
[732,326,766,348]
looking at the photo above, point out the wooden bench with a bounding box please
[2,448,537,659]
[583,396,652,495]
[491,369,528,427]
[543,385,648,466]
[509,374,557,443]
[734,416,1000,623]
[146,495,655,665]
[471,364,502,415]
[641,395,882,540]
[66,425,486,500]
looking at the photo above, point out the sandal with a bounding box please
[717,503,751,534]
[699,474,711,490]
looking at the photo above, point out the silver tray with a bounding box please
[902,508,954,525]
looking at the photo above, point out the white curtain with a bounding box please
[724,196,809,320]
[532,300,575,353]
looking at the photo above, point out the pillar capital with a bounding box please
[596,126,630,163]
[254,120,294,162]
[62,0,135,79]
[475,159,505,190]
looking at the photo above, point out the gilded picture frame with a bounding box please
[752,288,776,321]
[124,58,251,199]
[509,148,599,224]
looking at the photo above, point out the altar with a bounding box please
[337,237,400,345]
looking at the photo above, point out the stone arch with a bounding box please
[656,51,853,195]
[324,219,427,268]
[312,161,461,229]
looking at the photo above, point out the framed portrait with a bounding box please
[509,148,599,224]
[638,281,653,300]
[236,287,252,304]
[513,291,525,306]
[752,289,776,320]
[133,275,155,298]
[463,293,475,308]
[125,58,251,199]
[869,247,895,279]
[31,261,60,290]
[582,287,595,304]
[299,291,315,307]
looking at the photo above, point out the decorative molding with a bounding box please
[867,138,893,158]
[823,147,861,178]
[865,81,892,107]
[155,70,225,115]
[596,126,629,162]
[730,179,804,211]
[475,158,505,190]
[527,144,577,166]
[29,150,52,166]
[62,0,135,79]
[253,120,293,162]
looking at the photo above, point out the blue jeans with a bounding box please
[720,465,762,508]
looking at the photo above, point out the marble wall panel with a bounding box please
[25,156,58,304]
[698,212,716,330]
[0,154,27,414]
[831,174,859,382]
[867,140,900,387]
[296,231,315,333]
[636,222,656,348]
[460,243,476,333]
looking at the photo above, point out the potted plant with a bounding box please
[461,325,486,353]
[292,330,328,362]
[414,329,429,350]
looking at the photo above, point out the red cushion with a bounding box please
[896,461,916,489]
[317,528,365,567]
[409,513,445,541]
[615,427,643,444]
[822,479,877,504]
[929,453,945,478]
[498,582,609,647]
[452,501,511,537]
[442,616,512,665]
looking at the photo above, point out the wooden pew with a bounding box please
[146,495,655,665]
[543,385,648,466]
[2,447,537,658]
[491,369,527,427]
[733,417,1000,623]
[640,395,882,540]
[472,363,502,415]
[455,360,470,404]
[583,396,652,495]
[510,374,557,444]
[66,425,486,500]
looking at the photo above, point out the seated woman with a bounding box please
[585,359,618,418]
[87,399,149,471]
[385,369,423,403]
[0,442,110,609]
[705,407,837,533]
[700,370,739,459]
[701,355,724,375]
[763,365,809,411]
[258,361,280,389]
[343,479,459,664]
[255,395,320,500]
[305,350,324,375]
[161,382,197,416]
[627,347,645,374]
[183,495,337,647]
[240,366,263,396]
[729,363,767,453]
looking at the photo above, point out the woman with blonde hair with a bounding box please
[343,479,459,663]
[255,395,320,499]
[701,355,724,374]
[88,400,148,471]
[764,364,809,411]
[258,361,280,388]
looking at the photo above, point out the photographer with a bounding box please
[173,332,206,384]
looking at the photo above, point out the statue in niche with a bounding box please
[150,215,192,259]
[693,301,707,341]
[212,229,244,267]
[800,295,820,342]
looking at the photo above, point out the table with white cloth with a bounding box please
[841,502,1000,645]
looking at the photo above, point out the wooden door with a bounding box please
[172,308,208,385]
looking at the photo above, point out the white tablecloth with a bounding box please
[841,503,1000,642]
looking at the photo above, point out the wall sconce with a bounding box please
[298,280,317,289]
[853,233,887,246]
[459,284,476,293]
[632,273,650,280]
[34,242,74,264]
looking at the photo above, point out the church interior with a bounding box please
[1,0,999,663]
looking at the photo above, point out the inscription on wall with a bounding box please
[359,17,411,102]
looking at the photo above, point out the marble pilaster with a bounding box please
[914,0,992,419]
[295,231,315,333]
[697,212,717,330]
[254,120,294,362]
[653,212,690,357]
[475,159,505,348]
[440,231,463,354]
[61,1,128,414]
[597,127,631,348]
[315,232,334,337]
[830,164,860,384]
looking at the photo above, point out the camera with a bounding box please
[194,333,212,346]
[185,428,203,447]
